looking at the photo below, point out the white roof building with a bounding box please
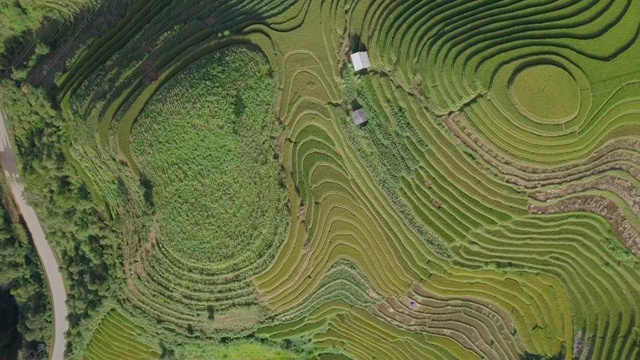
[350,51,370,72]
[351,109,368,126]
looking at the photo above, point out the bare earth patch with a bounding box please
[530,195,640,257]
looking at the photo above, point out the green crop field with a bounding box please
[3,0,640,359]
[510,64,582,123]
[131,48,287,266]
[175,341,299,360]
[84,310,159,360]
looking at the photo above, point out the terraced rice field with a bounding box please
[175,341,299,360]
[84,311,158,360]
[510,64,581,123]
[56,0,640,358]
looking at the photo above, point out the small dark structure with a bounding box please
[351,108,368,126]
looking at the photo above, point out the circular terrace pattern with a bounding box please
[510,64,581,124]
[55,0,640,358]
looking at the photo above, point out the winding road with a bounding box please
[0,105,68,360]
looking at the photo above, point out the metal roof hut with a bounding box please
[351,108,368,126]
[350,51,370,72]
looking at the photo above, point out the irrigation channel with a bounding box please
[0,104,68,360]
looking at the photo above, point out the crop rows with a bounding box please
[373,283,526,360]
[256,1,640,359]
[84,310,158,360]
[56,0,640,358]
[371,0,637,114]
[370,1,640,356]
[258,0,559,355]
[56,0,299,339]
[119,45,293,337]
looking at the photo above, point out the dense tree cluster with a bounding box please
[0,0,94,56]
[1,81,121,355]
[0,182,51,360]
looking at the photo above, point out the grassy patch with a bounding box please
[176,341,301,360]
[509,64,581,123]
[131,47,287,265]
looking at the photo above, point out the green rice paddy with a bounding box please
[50,0,640,359]
[175,341,299,360]
[84,311,158,360]
[510,64,581,123]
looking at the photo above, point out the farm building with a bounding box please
[351,109,368,125]
[350,51,370,72]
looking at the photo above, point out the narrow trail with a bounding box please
[0,105,68,360]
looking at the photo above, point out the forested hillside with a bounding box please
[0,0,96,64]
[0,176,51,360]
[1,1,117,358]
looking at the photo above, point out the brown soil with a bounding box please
[442,111,640,259]
[530,194,640,257]
[530,174,640,218]
[298,204,308,222]
[134,261,145,277]
[443,113,640,189]
[140,225,157,256]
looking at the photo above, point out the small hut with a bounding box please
[351,108,368,126]
[350,51,370,72]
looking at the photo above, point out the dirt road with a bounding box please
[0,106,68,360]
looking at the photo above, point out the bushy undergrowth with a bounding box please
[1,81,120,357]
[131,47,287,264]
[0,0,96,56]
